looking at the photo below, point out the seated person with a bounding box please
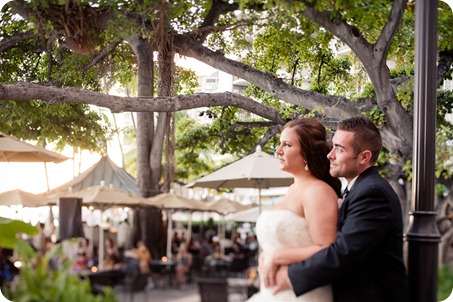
[124,240,152,274]
[0,248,18,288]
[174,242,192,288]
[104,238,122,270]
[72,251,89,273]
[228,241,250,274]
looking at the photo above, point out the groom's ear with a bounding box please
[358,150,372,164]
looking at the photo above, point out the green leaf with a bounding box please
[0,217,38,249]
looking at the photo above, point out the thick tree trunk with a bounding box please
[127,35,164,257]
[157,39,175,192]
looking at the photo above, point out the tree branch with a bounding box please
[256,124,281,153]
[199,0,239,36]
[437,50,453,87]
[0,82,286,124]
[173,34,370,120]
[374,0,408,65]
[298,3,373,64]
[0,29,35,52]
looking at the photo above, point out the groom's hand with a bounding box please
[272,265,291,295]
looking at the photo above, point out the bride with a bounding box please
[247,118,341,301]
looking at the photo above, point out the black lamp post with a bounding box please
[404,1,441,301]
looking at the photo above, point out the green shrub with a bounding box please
[438,265,453,301]
[1,218,118,302]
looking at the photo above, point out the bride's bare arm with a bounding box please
[265,184,338,273]
[272,244,325,265]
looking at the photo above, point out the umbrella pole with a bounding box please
[43,162,50,191]
[221,215,226,240]
[187,213,192,242]
[258,188,262,214]
[89,208,94,260]
[45,206,54,237]
[166,210,173,259]
[98,210,104,270]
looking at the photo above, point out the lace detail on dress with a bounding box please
[256,209,312,254]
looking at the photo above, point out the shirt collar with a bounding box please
[346,175,359,192]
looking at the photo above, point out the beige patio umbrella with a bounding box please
[227,204,272,223]
[206,198,254,215]
[142,193,208,258]
[52,185,145,209]
[188,146,293,213]
[0,132,69,163]
[0,131,70,191]
[206,198,255,242]
[143,193,207,211]
[0,189,49,223]
[0,189,48,207]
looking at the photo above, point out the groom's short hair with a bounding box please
[338,116,382,164]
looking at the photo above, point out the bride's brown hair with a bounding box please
[283,118,342,197]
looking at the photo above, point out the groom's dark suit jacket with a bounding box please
[288,166,409,302]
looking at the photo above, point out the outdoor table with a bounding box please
[204,257,231,277]
[150,259,176,288]
[81,268,126,294]
[227,277,255,300]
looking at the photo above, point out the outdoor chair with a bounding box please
[87,268,125,295]
[197,277,229,302]
[119,257,151,302]
[187,254,205,283]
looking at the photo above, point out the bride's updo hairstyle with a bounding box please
[283,118,342,197]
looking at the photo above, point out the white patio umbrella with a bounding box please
[141,193,208,258]
[188,146,293,213]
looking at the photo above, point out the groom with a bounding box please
[270,116,409,301]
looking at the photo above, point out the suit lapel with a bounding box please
[337,166,378,229]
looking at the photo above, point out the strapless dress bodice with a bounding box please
[256,209,313,254]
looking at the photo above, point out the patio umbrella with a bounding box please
[226,204,272,223]
[51,185,145,209]
[188,146,293,212]
[0,131,70,191]
[0,189,48,207]
[141,193,208,258]
[142,193,207,212]
[0,132,69,163]
[206,198,254,215]
[206,198,255,242]
[0,189,50,224]
[45,185,145,269]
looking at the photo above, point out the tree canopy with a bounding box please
[1,0,453,204]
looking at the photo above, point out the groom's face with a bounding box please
[327,130,361,182]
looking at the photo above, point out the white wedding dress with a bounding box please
[246,209,333,301]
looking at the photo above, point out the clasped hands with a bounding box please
[259,251,291,294]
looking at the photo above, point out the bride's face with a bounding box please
[275,127,305,174]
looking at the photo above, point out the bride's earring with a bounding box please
[305,163,309,171]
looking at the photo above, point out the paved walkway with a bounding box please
[115,282,248,302]
[116,284,200,302]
